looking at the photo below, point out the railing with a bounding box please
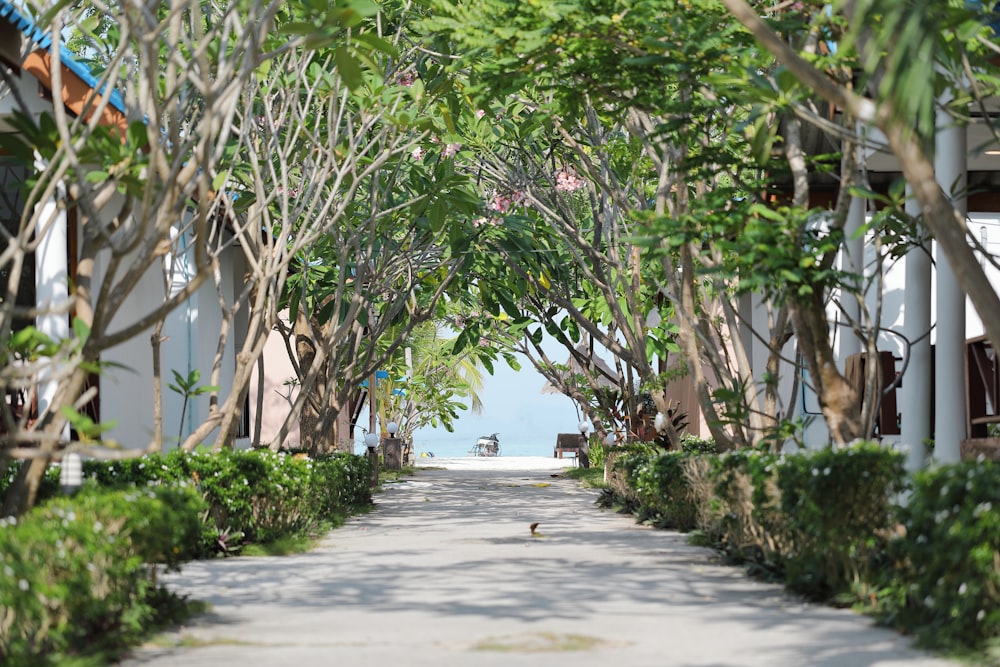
[966,335,1000,438]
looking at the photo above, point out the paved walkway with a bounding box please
[122,457,954,667]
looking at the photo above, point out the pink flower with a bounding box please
[555,169,585,192]
[412,147,426,160]
[489,193,513,214]
[397,71,416,86]
[475,109,486,119]
[442,143,461,158]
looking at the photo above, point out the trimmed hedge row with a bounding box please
[0,485,204,666]
[607,443,1000,653]
[891,461,1000,651]
[0,448,374,664]
[3,449,373,554]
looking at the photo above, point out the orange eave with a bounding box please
[22,49,127,139]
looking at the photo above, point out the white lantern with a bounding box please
[60,452,83,495]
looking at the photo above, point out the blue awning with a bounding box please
[0,0,126,114]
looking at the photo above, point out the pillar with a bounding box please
[901,190,932,471]
[933,104,967,464]
[34,193,70,417]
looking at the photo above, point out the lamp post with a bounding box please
[60,451,82,495]
[577,421,591,468]
[382,420,403,471]
[603,429,617,483]
[364,431,379,487]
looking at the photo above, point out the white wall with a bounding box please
[248,312,300,449]
[96,222,243,450]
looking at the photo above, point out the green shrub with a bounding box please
[603,444,657,511]
[709,448,786,573]
[0,463,61,503]
[680,435,717,455]
[775,443,906,600]
[183,449,315,544]
[707,443,906,600]
[0,485,203,666]
[310,452,373,516]
[585,438,606,468]
[633,451,700,530]
[74,448,372,551]
[891,461,1000,651]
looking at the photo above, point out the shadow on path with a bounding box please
[121,466,954,667]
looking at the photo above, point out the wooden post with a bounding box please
[383,437,403,470]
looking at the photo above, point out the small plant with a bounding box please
[168,369,220,442]
[209,526,245,556]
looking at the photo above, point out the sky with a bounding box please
[411,354,582,457]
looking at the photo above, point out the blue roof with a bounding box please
[0,0,126,114]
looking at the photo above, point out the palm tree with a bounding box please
[375,321,487,445]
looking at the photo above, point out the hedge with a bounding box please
[0,485,204,666]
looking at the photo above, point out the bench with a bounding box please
[554,433,586,462]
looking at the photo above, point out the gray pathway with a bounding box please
[122,459,953,667]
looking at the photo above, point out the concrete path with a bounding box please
[122,457,953,667]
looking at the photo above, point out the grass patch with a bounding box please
[238,508,369,557]
[146,634,257,649]
[379,465,419,485]
[564,466,605,488]
[240,533,317,557]
[471,632,610,652]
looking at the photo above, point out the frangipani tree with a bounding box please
[0,0,290,515]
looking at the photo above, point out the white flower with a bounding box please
[977,609,986,621]
[17,579,28,591]
[959,583,968,595]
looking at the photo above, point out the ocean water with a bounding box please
[353,437,554,458]
[414,439,552,458]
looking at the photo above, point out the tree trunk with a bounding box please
[790,292,863,446]
[2,366,89,517]
[291,307,321,454]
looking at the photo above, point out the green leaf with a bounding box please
[335,46,363,91]
[72,317,91,347]
[353,33,400,58]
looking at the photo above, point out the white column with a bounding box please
[933,107,967,464]
[838,195,866,362]
[901,190,931,471]
[34,194,70,416]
